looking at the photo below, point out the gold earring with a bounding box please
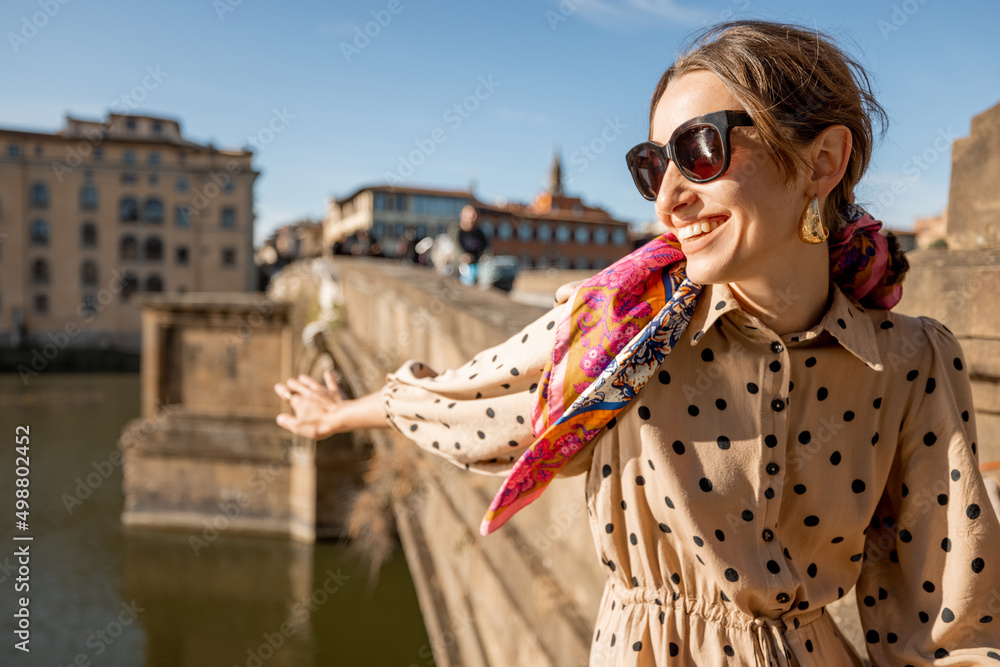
[799,196,828,244]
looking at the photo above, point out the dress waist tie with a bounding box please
[752,617,792,667]
[606,578,824,667]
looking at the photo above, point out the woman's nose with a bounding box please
[654,163,698,221]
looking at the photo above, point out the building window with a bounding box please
[575,256,590,270]
[120,236,137,261]
[393,222,405,238]
[29,182,48,208]
[221,207,236,228]
[537,224,552,242]
[574,226,589,244]
[125,119,137,131]
[7,144,21,157]
[145,274,163,292]
[498,221,513,241]
[81,222,98,248]
[31,258,49,284]
[121,273,138,301]
[223,179,235,193]
[593,227,609,245]
[176,178,188,193]
[612,228,628,246]
[121,173,137,185]
[93,147,103,161]
[34,294,48,314]
[221,247,236,267]
[176,246,189,265]
[555,225,571,243]
[144,237,163,261]
[29,220,49,246]
[175,205,190,227]
[81,294,98,317]
[480,221,494,239]
[123,149,136,164]
[81,260,98,287]
[374,192,386,210]
[372,221,385,238]
[119,197,139,223]
[80,185,98,211]
[144,198,164,224]
[149,152,160,166]
[34,144,43,157]
[517,223,533,241]
[152,121,162,135]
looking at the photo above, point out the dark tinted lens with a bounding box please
[675,125,724,181]
[630,146,665,199]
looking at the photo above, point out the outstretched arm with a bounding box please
[274,370,388,439]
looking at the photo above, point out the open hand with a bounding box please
[274,370,346,439]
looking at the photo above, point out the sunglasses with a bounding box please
[625,110,754,200]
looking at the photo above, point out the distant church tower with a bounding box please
[548,150,564,197]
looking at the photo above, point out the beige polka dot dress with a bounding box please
[381,282,1000,665]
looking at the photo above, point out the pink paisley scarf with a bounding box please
[480,204,903,535]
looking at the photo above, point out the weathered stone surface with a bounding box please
[947,100,1000,250]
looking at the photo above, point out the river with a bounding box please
[0,372,435,667]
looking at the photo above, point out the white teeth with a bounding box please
[677,218,725,241]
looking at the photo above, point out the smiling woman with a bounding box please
[276,19,1000,667]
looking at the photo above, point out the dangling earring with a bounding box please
[799,196,828,244]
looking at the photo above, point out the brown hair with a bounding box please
[650,20,907,281]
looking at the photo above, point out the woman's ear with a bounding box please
[808,124,852,199]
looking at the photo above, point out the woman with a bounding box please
[275,21,1000,665]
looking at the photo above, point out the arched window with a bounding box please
[144,198,164,224]
[29,182,48,208]
[612,228,628,246]
[121,273,138,301]
[517,223,533,241]
[537,224,552,242]
[144,237,163,261]
[480,221,494,239]
[79,185,98,211]
[175,205,190,227]
[145,274,163,292]
[29,220,49,246]
[120,197,139,223]
[498,221,513,241]
[120,236,137,261]
[81,222,98,247]
[31,258,49,284]
[593,227,609,245]
[555,225,571,244]
[574,226,590,244]
[81,260,98,286]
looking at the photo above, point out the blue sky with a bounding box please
[2,0,999,242]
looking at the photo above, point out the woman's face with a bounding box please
[650,70,810,286]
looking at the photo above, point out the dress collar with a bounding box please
[687,282,883,371]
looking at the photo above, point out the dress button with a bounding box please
[766,462,780,476]
[762,529,774,542]
[776,592,790,604]
[770,398,785,412]
[771,341,783,354]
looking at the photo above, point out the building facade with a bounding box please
[0,113,258,351]
[323,184,472,257]
[321,156,632,269]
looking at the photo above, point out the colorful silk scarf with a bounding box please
[479,204,902,536]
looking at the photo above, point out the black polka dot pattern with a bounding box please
[381,286,1000,663]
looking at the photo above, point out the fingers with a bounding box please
[297,373,326,392]
[323,370,347,399]
[276,413,316,439]
[274,382,294,401]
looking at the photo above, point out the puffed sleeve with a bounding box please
[856,317,1000,664]
[380,300,568,475]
